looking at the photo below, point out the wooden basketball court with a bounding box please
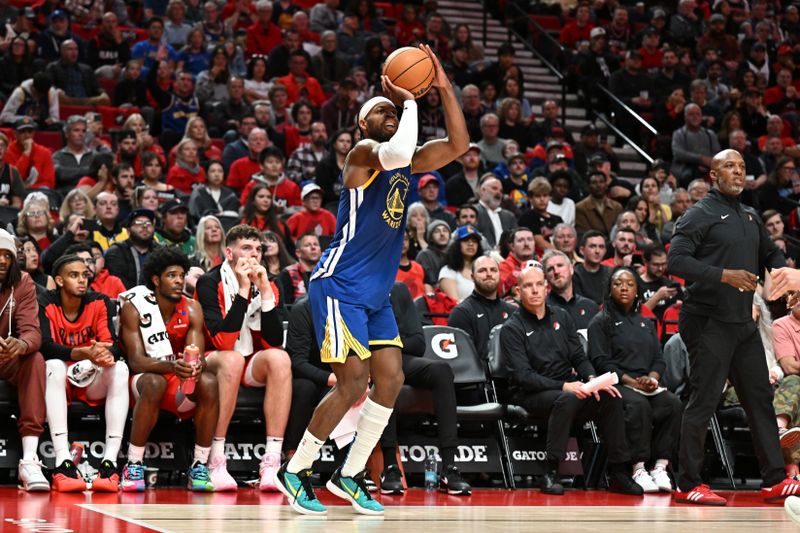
[2,488,798,533]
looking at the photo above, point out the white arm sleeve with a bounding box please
[377,100,418,170]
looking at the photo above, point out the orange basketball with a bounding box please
[383,47,435,99]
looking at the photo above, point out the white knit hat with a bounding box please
[0,229,16,258]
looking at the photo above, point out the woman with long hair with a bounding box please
[759,156,797,215]
[168,117,222,168]
[438,225,484,302]
[196,45,231,104]
[419,89,446,143]
[166,139,206,194]
[497,97,529,149]
[718,110,743,149]
[17,192,57,251]
[190,215,225,270]
[452,23,484,62]
[480,80,498,111]
[0,37,34,99]
[17,235,55,289]
[242,182,293,253]
[588,266,683,493]
[394,4,424,47]
[177,26,211,77]
[132,185,161,212]
[638,176,671,234]
[500,76,532,124]
[140,151,176,196]
[315,129,353,205]
[261,229,296,280]
[357,37,385,87]
[188,160,239,220]
[244,55,272,103]
[349,0,386,33]
[623,197,659,245]
[58,189,95,223]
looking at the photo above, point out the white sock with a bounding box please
[45,360,70,464]
[21,436,38,461]
[632,461,646,476]
[103,363,129,464]
[653,459,669,471]
[209,437,225,462]
[127,444,145,464]
[194,445,210,465]
[266,436,283,455]
[287,430,325,473]
[341,398,393,478]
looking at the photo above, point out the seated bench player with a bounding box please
[41,254,129,492]
[119,247,220,492]
[195,224,290,491]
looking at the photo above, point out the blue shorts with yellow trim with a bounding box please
[308,280,403,364]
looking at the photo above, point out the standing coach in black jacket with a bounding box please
[668,149,800,505]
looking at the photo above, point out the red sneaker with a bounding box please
[763,477,800,502]
[91,460,119,492]
[674,484,727,506]
[52,460,87,493]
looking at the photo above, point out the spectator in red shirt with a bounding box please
[241,182,293,252]
[245,0,282,57]
[240,145,301,210]
[560,3,594,50]
[396,228,426,300]
[4,117,55,190]
[275,50,326,107]
[166,138,206,194]
[395,4,424,47]
[291,11,320,45]
[286,183,336,240]
[227,127,270,192]
[639,28,663,72]
[764,68,800,115]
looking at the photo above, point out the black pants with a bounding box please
[677,312,784,490]
[517,388,630,464]
[380,355,459,467]
[620,386,683,464]
[284,378,330,451]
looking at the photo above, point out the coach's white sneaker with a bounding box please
[786,495,800,526]
[208,456,238,491]
[633,469,659,493]
[18,458,50,492]
[259,452,281,491]
[650,468,673,492]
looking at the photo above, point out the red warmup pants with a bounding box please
[0,352,45,437]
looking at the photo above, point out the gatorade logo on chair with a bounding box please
[431,333,458,359]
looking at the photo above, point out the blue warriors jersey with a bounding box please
[310,165,411,307]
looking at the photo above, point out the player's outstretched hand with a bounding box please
[721,268,758,292]
[381,75,414,105]
[420,44,449,89]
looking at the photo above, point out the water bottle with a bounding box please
[69,442,84,464]
[424,452,438,491]
[181,345,200,395]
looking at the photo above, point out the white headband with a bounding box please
[357,96,394,124]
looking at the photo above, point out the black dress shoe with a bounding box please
[607,471,645,495]
[539,470,564,495]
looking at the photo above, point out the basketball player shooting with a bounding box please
[274,44,469,516]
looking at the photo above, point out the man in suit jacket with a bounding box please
[575,171,623,237]
[474,174,517,249]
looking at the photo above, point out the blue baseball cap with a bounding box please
[454,225,481,241]
[50,9,68,20]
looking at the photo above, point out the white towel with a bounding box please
[120,285,174,360]
[220,261,264,355]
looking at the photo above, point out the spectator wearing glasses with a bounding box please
[16,192,57,252]
[104,208,160,289]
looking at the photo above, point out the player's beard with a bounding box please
[368,124,393,143]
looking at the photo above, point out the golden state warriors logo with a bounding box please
[382,172,409,229]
